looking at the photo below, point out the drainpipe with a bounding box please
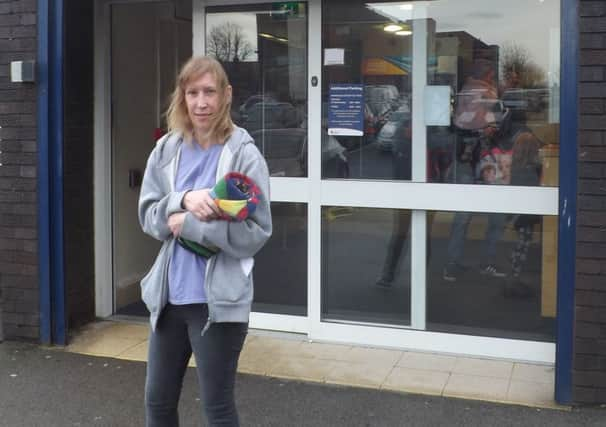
[49,0,66,347]
[38,0,66,346]
[555,0,578,406]
[38,0,52,346]
[0,291,4,342]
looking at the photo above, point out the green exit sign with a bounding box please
[272,2,301,19]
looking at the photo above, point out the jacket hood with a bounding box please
[224,126,255,154]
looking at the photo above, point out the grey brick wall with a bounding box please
[575,0,606,404]
[0,0,39,341]
[1,0,96,341]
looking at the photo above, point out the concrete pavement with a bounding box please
[1,340,605,427]
[65,321,559,409]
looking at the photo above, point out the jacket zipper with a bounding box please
[201,139,248,336]
[161,139,182,319]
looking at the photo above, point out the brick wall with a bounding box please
[575,0,606,404]
[0,0,39,341]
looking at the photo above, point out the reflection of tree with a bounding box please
[207,22,254,62]
[500,43,546,88]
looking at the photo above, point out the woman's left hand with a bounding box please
[182,189,221,222]
[168,212,187,237]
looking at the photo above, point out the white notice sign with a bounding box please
[324,48,345,66]
[424,85,452,126]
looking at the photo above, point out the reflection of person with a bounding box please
[443,211,507,281]
[452,58,499,179]
[375,113,421,287]
[476,147,512,185]
[505,130,542,297]
[322,131,350,178]
[477,157,497,184]
[500,68,527,123]
[138,56,272,426]
[375,212,434,288]
[443,59,507,281]
[497,150,512,184]
[454,59,499,137]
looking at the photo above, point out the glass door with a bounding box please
[199,0,561,361]
[317,0,427,332]
[313,0,560,362]
[200,1,310,332]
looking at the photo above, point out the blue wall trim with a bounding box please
[37,0,51,345]
[36,0,66,346]
[555,0,578,405]
[50,0,66,346]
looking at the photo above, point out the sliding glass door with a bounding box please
[198,0,560,361]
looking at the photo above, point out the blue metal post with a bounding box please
[49,0,66,346]
[555,0,579,405]
[37,0,66,345]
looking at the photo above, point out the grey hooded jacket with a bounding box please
[138,126,272,331]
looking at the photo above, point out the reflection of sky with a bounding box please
[430,0,559,81]
[369,0,560,82]
[207,1,560,81]
[206,12,259,62]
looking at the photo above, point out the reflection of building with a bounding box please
[0,0,603,407]
[256,9,307,103]
[221,6,307,129]
[433,30,499,91]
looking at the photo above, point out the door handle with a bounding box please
[128,169,142,189]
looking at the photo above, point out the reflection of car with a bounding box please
[238,94,277,116]
[250,128,349,178]
[529,88,550,111]
[502,90,528,110]
[365,84,398,103]
[251,128,307,177]
[241,102,301,132]
[502,88,549,112]
[365,84,399,124]
[376,109,411,152]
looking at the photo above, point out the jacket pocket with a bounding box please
[140,241,170,314]
[210,255,254,304]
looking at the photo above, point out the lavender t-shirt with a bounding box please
[168,141,223,305]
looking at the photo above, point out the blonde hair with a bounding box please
[166,56,234,143]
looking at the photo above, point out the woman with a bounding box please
[138,56,272,426]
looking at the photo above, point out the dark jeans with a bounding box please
[145,303,248,427]
[445,157,505,266]
[446,211,506,266]
[380,211,435,280]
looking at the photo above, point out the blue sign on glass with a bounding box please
[328,84,364,136]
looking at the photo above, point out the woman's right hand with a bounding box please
[182,189,221,222]
[167,212,186,237]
